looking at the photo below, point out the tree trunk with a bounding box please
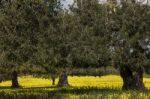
[120,66,145,90]
[0,75,2,83]
[104,66,107,74]
[57,71,69,87]
[11,71,19,88]
[51,77,55,85]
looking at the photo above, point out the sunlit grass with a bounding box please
[0,75,150,99]
[69,75,123,88]
[0,75,150,89]
[0,76,56,87]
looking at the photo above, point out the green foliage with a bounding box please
[0,0,62,75]
[70,0,112,68]
[70,67,118,76]
[0,0,150,89]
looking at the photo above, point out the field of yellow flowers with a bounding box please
[0,75,150,99]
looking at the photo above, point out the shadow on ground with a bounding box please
[1,86,149,94]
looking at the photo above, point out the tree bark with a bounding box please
[11,71,19,88]
[0,75,2,83]
[51,76,55,85]
[57,71,69,87]
[120,66,145,90]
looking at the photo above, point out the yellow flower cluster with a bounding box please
[0,75,150,89]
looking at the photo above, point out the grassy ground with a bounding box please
[0,75,150,99]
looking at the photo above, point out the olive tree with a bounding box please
[0,0,51,88]
[111,2,150,90]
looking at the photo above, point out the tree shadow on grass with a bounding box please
[0,86,12,89]
[0,86,57,90]
[51,87,121,94]
[0,86,119,92]
[0,86,150,95]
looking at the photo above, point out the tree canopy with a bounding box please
[0,0,149,90]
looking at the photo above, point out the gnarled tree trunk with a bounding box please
[57,71,69,87]
[11,71,19,88]
[120,66,145,90]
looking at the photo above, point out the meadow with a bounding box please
[0,75,150,99]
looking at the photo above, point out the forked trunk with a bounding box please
[11,71,19,88]
[57,71,69,87]
[120,66,145,90]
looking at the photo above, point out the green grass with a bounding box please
[0,75,150,99]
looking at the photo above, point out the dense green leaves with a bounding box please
[0,0,150,89]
